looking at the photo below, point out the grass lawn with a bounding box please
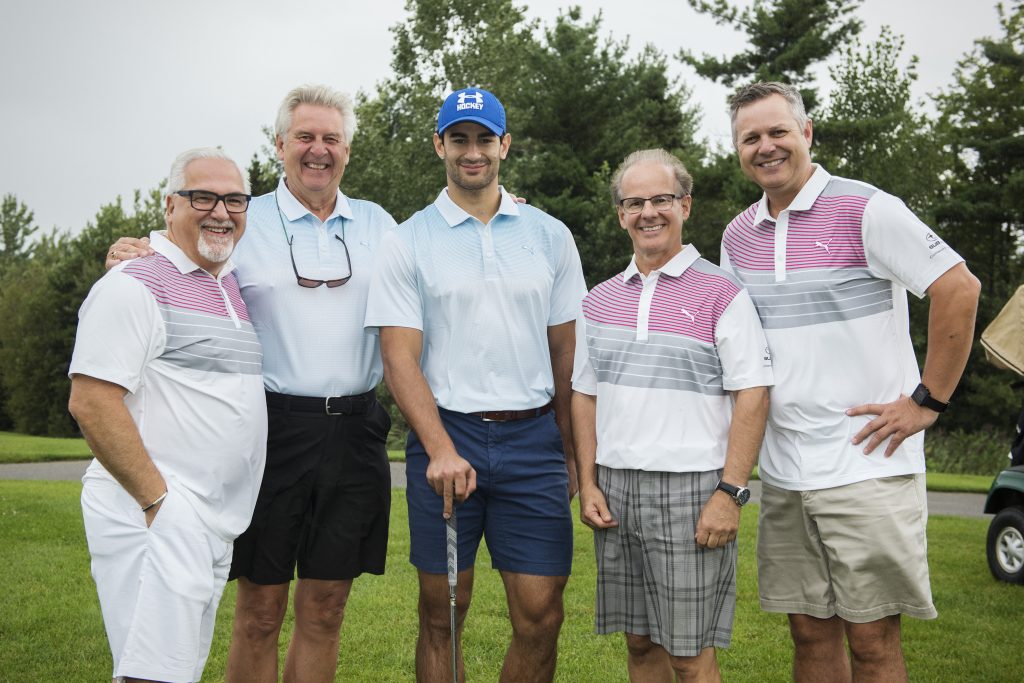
[0,432,997,492]
[0,430,407,465]
[0,431,93,463]
[1,481,1018,681]
[925,471,996,494]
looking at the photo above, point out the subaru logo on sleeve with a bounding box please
[457,91,485,111]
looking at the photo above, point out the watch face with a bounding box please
[736,487,751,505]
[911,384,928,405]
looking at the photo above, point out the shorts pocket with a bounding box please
[365,401,393,444]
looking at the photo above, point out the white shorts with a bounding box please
[81,474,233,683]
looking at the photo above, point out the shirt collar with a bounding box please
[751,163,831,225]
[433,186,520,227]
[148,230,236,279]
[275,178,353,223]
[622,244,700,282]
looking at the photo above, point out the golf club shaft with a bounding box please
[446,506,458,683]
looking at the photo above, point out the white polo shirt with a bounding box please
[573,246,773,472]
[70,232,267,540]
[364,187,587,412]
[721,165,964,491]
[235,180,397,396]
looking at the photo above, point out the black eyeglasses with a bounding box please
[175,190,252,213]
[288,234,352,288]
[619,194,684,214]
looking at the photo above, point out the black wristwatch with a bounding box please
[715,481,751,507]
[910,383,948,413]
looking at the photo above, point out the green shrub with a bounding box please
[925,428,1012,475]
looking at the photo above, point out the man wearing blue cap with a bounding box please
[366,88,587,681]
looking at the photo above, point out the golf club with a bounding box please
[446,500,458,683]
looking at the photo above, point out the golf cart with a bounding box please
[980,285,1024,584]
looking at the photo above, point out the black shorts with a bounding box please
[229,392,392,584]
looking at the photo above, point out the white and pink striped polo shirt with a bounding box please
[70,232,267,540]
[572,245,773,473]
[721,165,964,491]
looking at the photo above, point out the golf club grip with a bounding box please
[446,510,457,589]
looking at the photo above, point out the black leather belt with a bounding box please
[266,390,376,416]
[471,402,553,422]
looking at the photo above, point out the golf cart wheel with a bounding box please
[987,506,1024,584]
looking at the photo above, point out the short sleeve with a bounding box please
[364,230,423,331]
[862,192,964,299]
[715,289,774,391]
[547,224,588,325]
[570,302,598,395]
[68,271,163,393]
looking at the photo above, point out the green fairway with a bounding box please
[0,480,1017,681]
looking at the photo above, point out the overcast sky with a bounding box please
[0,0,1003,235]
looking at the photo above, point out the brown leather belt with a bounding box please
[471,402,553,422]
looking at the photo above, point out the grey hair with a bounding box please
[729,81,809,146]
[610,149,694,206]
[275,84,357,144]
[166,147,249,196]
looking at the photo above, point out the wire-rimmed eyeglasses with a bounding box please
[618,194,685,214]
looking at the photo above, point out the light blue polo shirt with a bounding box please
[234,179,396,396]
[365,188,587,413]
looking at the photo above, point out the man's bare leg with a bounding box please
[225,579,290,683]
[282,577,354,683]
[415,568,474,682]
[669,646,721,682]
[789,614,852,683]
[845,615,907,683]
[498,571,568,683]
[624,634,672,682]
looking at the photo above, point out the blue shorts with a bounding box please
[406,407,573,576]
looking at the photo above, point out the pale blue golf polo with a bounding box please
[364,187,587,412]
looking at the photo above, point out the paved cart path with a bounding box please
[0,460,989,519]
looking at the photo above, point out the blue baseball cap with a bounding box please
[436,88,506,137]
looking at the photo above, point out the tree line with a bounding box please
[1,0,1021,438]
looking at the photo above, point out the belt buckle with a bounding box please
[480,414,498,422]
[325,396,344,416]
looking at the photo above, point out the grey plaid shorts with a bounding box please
[594,466,736,656]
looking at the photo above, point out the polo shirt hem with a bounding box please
[758,463,926,492]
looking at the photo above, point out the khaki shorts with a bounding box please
[757,474,937,623]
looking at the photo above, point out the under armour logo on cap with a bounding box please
[457,91,484,109]
[437,87,506,137]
